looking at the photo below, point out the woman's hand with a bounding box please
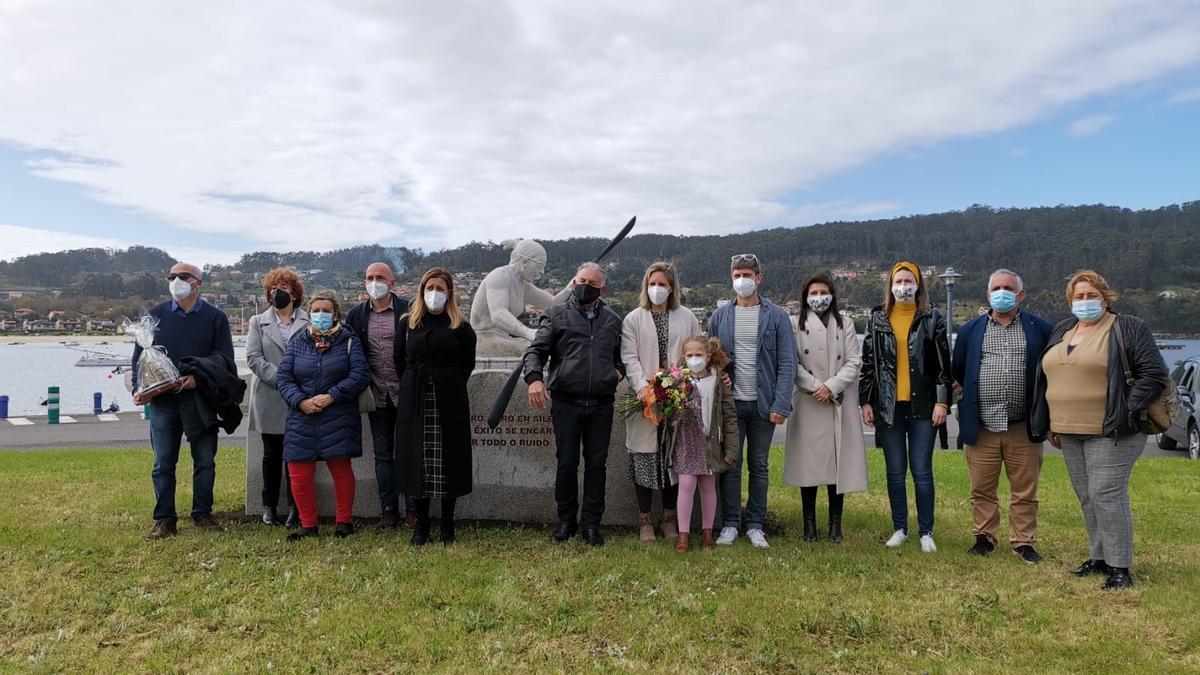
[299,398,322,415]
[311,393,334,410]
[861,404,874,428]
[1047,431,1062,449]
[812,385,833,403]
[932,405,948,427]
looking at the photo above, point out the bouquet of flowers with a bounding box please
[124,315,181,400]
[617,366,698,426]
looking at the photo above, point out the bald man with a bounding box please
[345,262,413,528]
[133,262,235,539]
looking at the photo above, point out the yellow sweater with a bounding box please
[890,302,916,402]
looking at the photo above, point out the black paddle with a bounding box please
[486,216,637,428]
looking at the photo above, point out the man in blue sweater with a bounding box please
[132,262,235,539]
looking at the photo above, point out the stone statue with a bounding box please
[471,239,572,354]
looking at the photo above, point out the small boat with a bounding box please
[1156,342,1184,350]
[7,341,24,345]
[63,341,81,346]
[75,351,129,367]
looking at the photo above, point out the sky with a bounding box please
[1,1,1199,266]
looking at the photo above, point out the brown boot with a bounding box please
[660,510,678,539]
[146,519,177,540]
[675,532,690,552]
[639,513,656,542]
[701,528,715,550]
[378,507,400,530]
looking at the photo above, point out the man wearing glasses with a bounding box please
[133,262,235,539]
[708,254,796,548]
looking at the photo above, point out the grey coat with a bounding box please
[246,307,309,434]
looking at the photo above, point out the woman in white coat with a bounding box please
[621,262,701,542]
[784,273,868,543]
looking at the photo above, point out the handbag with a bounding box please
[348,337,377,414]
[1111,316,1177,434]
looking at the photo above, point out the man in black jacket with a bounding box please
[345,262,412,529]
[524,263,624,546]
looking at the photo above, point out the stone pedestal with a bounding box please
[246,364,641,526]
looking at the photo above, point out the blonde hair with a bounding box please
[639,261,681,311]
[1065,269,1119,307]
[307,289,343,321]
[408,267,464,330]
[884,261,930,316]
[682,335,730,371]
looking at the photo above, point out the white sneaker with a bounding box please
[920,534,937,553]
[885,529,907,548]
[715,527,738,546]
[746,529,770,549]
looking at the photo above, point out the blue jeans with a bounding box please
[876,403,935,536]
[719,399,774,531]
[149,398,218,522]
[368,406,416,514]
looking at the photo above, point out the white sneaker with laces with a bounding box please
[715,526,738,546]
[885,529,908,548]
[746,528,770,549]
[920,534,937,553]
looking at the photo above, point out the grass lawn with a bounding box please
[1,447,1198,673]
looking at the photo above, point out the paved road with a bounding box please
[0,409,1184,458]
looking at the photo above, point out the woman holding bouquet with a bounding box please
[620,262,701,541]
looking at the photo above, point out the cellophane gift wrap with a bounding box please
[124,315,181,399]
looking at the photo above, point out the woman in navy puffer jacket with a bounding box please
[277,289,371,541]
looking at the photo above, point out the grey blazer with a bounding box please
[246,307,309,434]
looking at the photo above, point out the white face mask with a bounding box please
[732,277,757,298]
[891,284,917,303]
[686,356,708,372]
[424,290,447,312]
[366,280,390,301]
[647,285,670,306]
[169,277,192,301]
[807,293,832,313]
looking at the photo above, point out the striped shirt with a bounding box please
[733,305,760,401]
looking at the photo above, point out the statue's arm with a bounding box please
[526,281,572,309]
[486,282,537,341]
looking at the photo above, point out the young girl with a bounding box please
[672,336,739,551]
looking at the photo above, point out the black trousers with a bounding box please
[261,433,294,509]
[551,399,613,528]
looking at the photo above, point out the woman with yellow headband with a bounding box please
[859,262,953,552]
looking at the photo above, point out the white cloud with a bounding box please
[1164,86,1200,105]
[1,1,1199,254]
[0,224,242,265]
[1067,114,1117,137]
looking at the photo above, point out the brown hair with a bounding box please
[639,261,681,311]
[884,261,929,316]
[682,335,730,372]
[262,267,305,307]
[1065,269,1119,307]
[408,267,465,330]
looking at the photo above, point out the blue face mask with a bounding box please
[1071,299,1105,322]
[989,289,1018,313]
[310,312,334,331]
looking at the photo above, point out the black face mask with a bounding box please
[271,289,292,309]
[573,283,601,306]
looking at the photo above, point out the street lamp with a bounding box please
[938,266,964,344]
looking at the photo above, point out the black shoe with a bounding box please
[552,521,577,543]
[828,517,843,544]
[410,519,431,546]
[334,522,355,538]
[968,534,996,556]
[441,518,456,545]
[1013,545,1041,565]
[288,526,318,542]
[1102,567,1133,590]
[284,506,300,529]
[581,527,604,547]
[802,512,818,542]
[262,506,279,526]
[1072,559,1109,577]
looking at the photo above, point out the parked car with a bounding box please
[1157,356,1200,460]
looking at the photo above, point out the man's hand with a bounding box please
[177,375,196,391]
[615,369,623,382]
[812,384,833,403]
[932,405,948,427]
[299,398,322,415]
[769,412,786,425]
[311,393,334,410]
[132,391,150,406]
[861,404,875,428]
[528,380,549,410]
[1047,431,1062,449]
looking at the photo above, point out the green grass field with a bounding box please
[1,447,1198,673]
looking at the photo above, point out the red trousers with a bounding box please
[288,458,355,529]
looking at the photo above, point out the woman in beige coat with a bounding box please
[621,262,701,541]
[784,273,868,543]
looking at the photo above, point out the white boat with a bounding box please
[74,351,129,367]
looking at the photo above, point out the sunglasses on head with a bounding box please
[167,272,197,282]
[731,254,759,264]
